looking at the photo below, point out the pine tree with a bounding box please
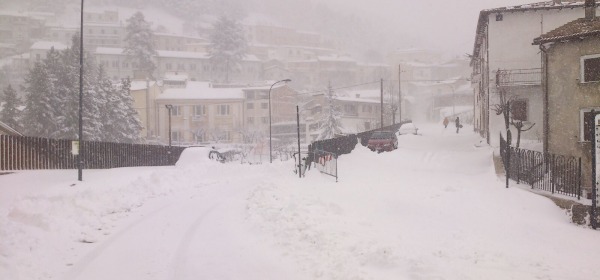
[0,84,21,131]
[208,15,247,83]
[102,78,143,143]
[317,83,343,140]
[22,62,58,137]
[124,12,157,78]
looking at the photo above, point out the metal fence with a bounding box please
[500,134,581,198]
[305,120,413,182]
[313,149,338,182]
[496,68,542,87]
[0,135,185,171]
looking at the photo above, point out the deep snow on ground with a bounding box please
[1,123,599,280]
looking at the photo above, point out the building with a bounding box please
[83,9,124,51]
[470,0,600,146]
[29,41,68,67]
[94,47,262,83]
[532,0,600,194]
[129,79,162,141]
[153,33,207,52]
[0,120,21,136]
[153,80,297,146]
[0,11,46,58]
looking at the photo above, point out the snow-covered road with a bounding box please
[1,123,599,279]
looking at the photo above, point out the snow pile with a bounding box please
[1,123,600,279]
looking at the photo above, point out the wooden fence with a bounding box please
[0,135,185,171]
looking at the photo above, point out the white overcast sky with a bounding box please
[314,0,535,56]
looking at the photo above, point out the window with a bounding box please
[246,103,254,109]
[190,64,196,71]
[496,13,503,21]
[262,117,269,124]
[171,131,182,143]
[166,63,172,70]
[170,106,181,116]
[511,100,528,121]
[261,103,268,109]
[217,105,230,116]
[247,117,254,124]
[194,105,206,116]
[581,54,600,83]
[580,108,600,142]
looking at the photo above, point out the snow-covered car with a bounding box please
[367,131,398,152]
[398,123,419,135]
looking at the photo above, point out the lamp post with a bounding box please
[77,0,84,181]
[269,79,291,163]
[165,104,173,147]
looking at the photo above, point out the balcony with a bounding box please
[496,68,541,87]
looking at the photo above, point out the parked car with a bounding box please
[367,131,398,152]
[398,122,418,135]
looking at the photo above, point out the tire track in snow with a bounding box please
[169,203,219,280]
[63,201,176,280]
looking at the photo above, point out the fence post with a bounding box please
[516,148,521,184]
[551,154,555,194]
[505,146,510,188]
[578,157,582,200]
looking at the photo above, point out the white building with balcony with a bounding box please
[471,1,600,148]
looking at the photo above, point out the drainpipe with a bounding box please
[539,44,549,156]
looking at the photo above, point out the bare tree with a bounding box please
[492,87,535,148]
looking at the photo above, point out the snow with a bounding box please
[1,123,599,279]
[29,41,68,51]
[156,81,245,100]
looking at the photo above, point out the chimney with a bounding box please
[553,0,562,5]
[585,0,596,20]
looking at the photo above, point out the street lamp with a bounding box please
[269,79,291,163]
[165,104,173,147]
[77,0,84,181]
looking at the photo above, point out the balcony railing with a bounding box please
[496,68,542,87]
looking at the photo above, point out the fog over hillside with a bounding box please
[0,0,532,62]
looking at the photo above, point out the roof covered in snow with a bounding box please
[130,80,157,91]
[30,41,68,51]
[156,82,284,101]
[0,120,22,136]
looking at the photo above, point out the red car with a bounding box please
[367,131,398,152]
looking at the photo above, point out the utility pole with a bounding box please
[380,78,383,128]
[78,0,84,181]
[398,65,402,123]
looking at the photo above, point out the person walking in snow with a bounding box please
[455,117,461,134]
[443,117,449,128]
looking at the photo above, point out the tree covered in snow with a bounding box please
[102,78,144,143]
[124,11,157,78]
[208,15,247,83]
[317,83,343,140]
[21,34,143,143]
[0,84,21,131]
[22,61,59,138]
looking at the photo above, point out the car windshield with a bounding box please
[371,132,393,139]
